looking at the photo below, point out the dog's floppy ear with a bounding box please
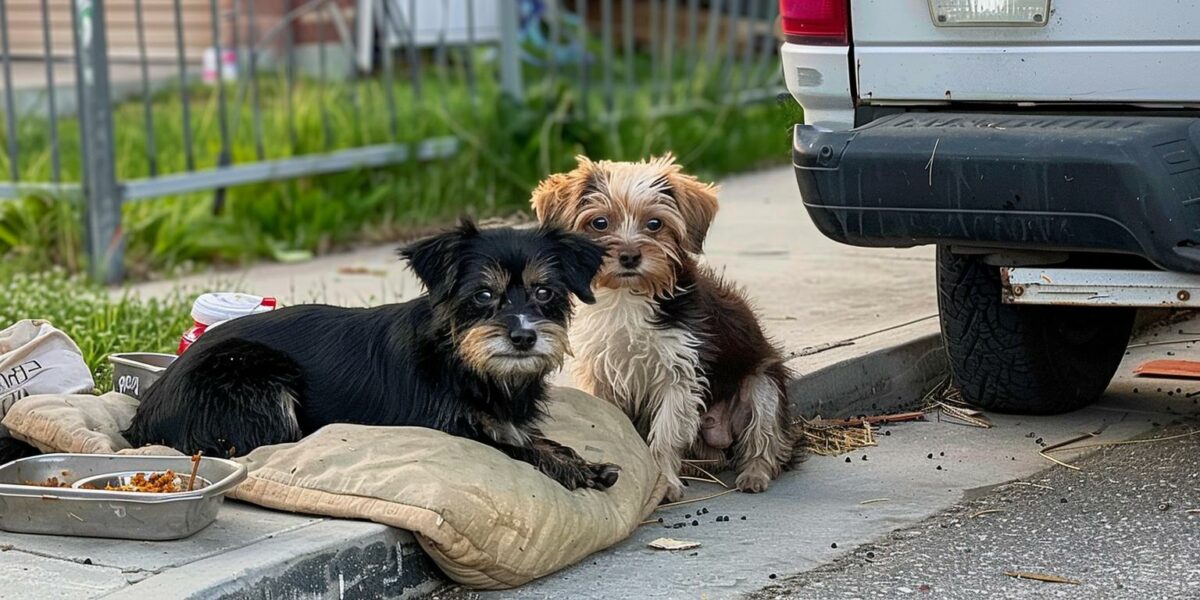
[656,154,720,253]
[530,156,596,227]
[399,219,479,299]
[544,226,605,304]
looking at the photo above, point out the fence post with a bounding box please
[76,0,123,283]
[498,0,524,102]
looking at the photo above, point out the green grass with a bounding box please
[0,268,195,391]
[0,54,799,277]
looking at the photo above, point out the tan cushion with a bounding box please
[1,392,135,454]
[2,387,665,589]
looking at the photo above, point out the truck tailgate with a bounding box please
[851,0,1200,105]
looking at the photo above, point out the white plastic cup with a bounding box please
[178,293,277,353]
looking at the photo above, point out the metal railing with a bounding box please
[0,0,782,282]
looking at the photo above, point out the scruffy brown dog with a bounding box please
[531,154,796,501]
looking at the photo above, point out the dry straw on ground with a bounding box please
[794,418,878,456]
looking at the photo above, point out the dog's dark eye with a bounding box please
[533,287,555,303]
[646,218,663,232]
[590,217,609,231]
[473,290,496,305]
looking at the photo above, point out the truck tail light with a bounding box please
[780,0,849,45]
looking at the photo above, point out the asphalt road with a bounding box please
[746,422,1200,600]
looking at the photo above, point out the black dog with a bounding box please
[122,221,620,491]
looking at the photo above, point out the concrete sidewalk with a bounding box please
[2,505,441,599]
[3,165,946,599]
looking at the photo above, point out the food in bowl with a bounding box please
[24,454,207,493]
[104,470,183,493]
[71,469,210,493]
[24,476,99,489]
[27,472,182,492]
[24,476,73,488]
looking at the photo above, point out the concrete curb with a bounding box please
[787,321,948,419]
[111,521,443,600]
[100,325,945,600]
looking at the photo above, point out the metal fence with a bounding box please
[0,0,782,282]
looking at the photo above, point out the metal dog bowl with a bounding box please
[0,453,246,540]
[109,352,176,399]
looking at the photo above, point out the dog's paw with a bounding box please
[661,476,686,503]
[735,470,771,494]
[546,464,589,491]
[546,441,584,462]
[586,462,621,490]
[545,458,619,491]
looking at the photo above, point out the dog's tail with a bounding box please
[124,338,306,458]
[0,437,41,466]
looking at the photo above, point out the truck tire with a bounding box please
[937,246,1135,414]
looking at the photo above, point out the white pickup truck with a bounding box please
[781,1,1200,414]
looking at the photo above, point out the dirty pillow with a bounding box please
[1,391,134,454]
[2,387,666,589]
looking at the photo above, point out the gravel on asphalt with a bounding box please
[746,421,1200,600]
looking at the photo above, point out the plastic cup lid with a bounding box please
[191,292,275,325]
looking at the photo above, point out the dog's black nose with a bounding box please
[509,328,537,351]
[618,251,642,269]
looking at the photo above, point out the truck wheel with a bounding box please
[936,247,1134,414]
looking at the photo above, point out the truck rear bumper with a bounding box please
[793,113,1200,273]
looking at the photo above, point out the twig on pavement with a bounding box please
[1043,429,1200,454]
[970,508,1005,519]
[930,402,992,428]
[1008,481,1054,491]
[1004,571,1081,585]
[684,462,730,490]
[656,488,739,510]
[810,412,926,428]
[1038,433,1097,471]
